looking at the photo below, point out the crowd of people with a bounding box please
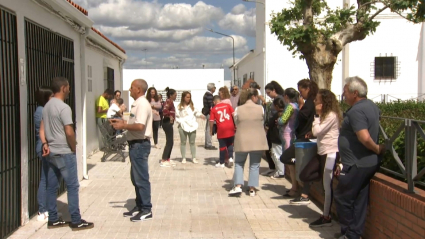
[34,76,384,239]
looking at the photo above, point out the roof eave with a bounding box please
[88,30,127,59]
[49,0,94,28]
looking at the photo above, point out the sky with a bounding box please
[73,0,257,80]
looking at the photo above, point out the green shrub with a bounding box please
[340,100,425,185]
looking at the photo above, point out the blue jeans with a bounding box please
[129,141,152,211]
[46,153,81,224]
[233,151,262,187]
[37,152,49,213]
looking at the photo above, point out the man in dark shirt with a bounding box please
[203,83,217,150]
[335,76,385,239]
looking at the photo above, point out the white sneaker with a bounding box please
[249,189,256,197]
[228,158,234,167]
[160,161,171,167]
[37,212,48,222]
[182,158,186,164]
[192,158,198,164]
[228,186,242,195]
[215,163,225,168]
[169,160,176,166]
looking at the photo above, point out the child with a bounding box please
[209,95,235,168]
[107,98,124,134]
[268,98,286,179]
[277,88,299,197]
[107,98,124,119]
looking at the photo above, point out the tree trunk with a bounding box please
[303,42,340,90]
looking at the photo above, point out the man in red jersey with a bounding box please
[209,95,235,168]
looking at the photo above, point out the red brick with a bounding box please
[396,207,406,217]
[418,218,425,229]
[400,217,413,228]
[406,211,419,225]
[412,223,425,237]
[397,223,423,239]
[384,217,398,231]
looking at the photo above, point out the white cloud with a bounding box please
[80,0,223,30]
[121,35,249,54]
[219,4,256,37]
[96,26,203,42]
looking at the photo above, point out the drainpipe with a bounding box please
[81,27,90,180]
[119,58,126,91]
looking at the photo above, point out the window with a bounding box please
[106,67,114,90]
[243,74,247,84]
[375,56,397,79]
[249,72,254,80]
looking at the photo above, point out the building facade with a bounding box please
[123,69,225,111]
[231,0,424,101]
[0,0,127,236]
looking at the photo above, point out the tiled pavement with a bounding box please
[9,119,340,239]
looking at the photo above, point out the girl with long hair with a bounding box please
[262,81,285,176]
[280,79,318,201]
[146,87,162,149]
[176,91,205,164]
[160,87,177,167]
[276,88,300,186]
[34,86,53,221]
[304,89,342,227]
[218,86,232,106]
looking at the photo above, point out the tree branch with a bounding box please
[303,0,314,26]
[369,6,389,20]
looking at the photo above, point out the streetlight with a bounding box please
[242,0,264,4]
[206,28,236,85]
[141,48,147,68]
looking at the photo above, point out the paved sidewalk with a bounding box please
[9,119,340,239]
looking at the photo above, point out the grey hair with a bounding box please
[345,76,368,98]
[207,83,215,91]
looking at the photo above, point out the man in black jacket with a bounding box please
[203,83,216,150]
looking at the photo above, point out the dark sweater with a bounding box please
[202,91,214,115]
[268,112,281,144]
[296,98,315,139]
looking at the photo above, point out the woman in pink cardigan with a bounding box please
[303,89,342,228]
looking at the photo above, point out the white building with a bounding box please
[0,0,127,233]
[123,69,225,111]
[232,0,424,101]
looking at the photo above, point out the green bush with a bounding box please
[340,100,425,185]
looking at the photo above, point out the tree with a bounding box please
[270,0,425,89]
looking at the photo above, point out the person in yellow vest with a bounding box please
[96,89,114,126]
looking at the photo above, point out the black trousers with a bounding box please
[280,138,310,164]
[161,119,174,160]
[152,120,160,145]
[334,164,378,239]
[265,133,276,170]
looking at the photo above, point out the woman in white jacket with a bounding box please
[176,91,205,163]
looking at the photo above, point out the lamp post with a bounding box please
[142,48,147,68]
[206,28,236,85]
[243,0,266,92]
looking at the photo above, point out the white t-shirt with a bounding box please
[126,96,153,140]
[107,104,121,118]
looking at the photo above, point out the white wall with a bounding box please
[346,19,422,101]
[85,47,122,155]
[2,0,83,223]
[123,69,224,110]
[235,52,256,84]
